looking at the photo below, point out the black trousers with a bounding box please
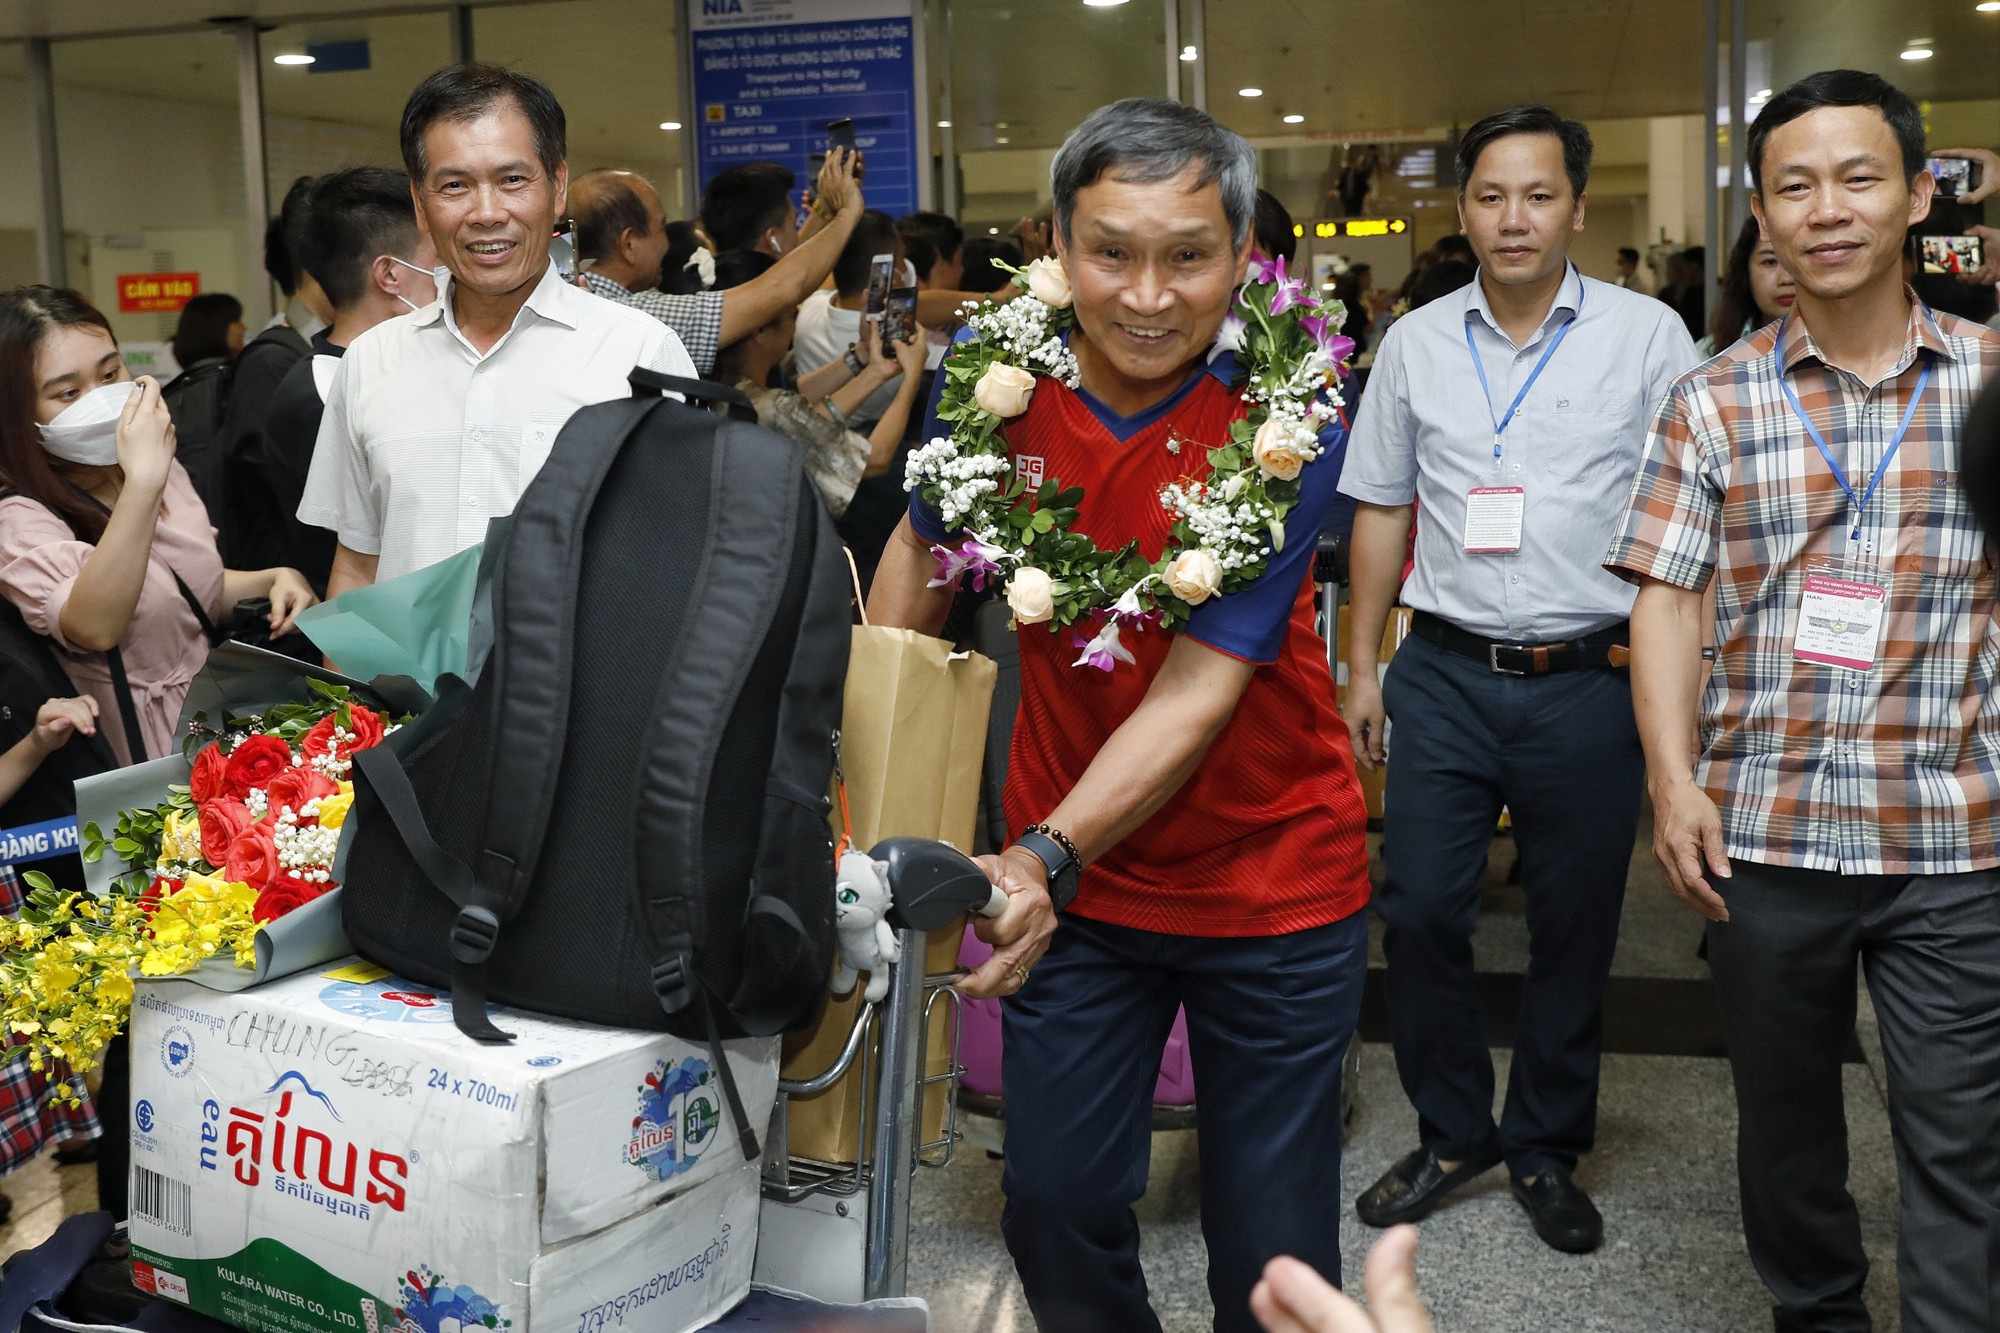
[1377,632,1644,1178]
[1707,860,2000,1333]
[998,910,1369,1333]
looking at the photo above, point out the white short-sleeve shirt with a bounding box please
[298,260,696,582]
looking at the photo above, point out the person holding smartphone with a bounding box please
[704,251,924,518]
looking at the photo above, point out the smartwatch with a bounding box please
[842,345,866,376]
[1015,825,1081,911]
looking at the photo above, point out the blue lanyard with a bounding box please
[1774,316,1933,542]
[1464,271,1585,459]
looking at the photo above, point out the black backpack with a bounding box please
[161,356,235,525]
[341,371,848,1157]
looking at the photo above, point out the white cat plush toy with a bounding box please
[832,848,901,1003]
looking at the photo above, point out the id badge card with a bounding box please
[1463,486,1525,554]
[1793,573,1886,670]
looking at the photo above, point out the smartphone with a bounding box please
[1928,155,1979,200]
[880,286,917,357]
[865,254,896,317]
[807,151,827,185]
[1920,233,1985,276]
[550,218,579,284]
[826,118,857,156]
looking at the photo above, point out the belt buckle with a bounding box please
[1488,644,1529,676]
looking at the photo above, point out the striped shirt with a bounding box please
[1605,297,2000,875]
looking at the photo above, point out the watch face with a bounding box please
[1052,864,1081,910]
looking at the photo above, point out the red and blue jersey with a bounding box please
[909,346,1371,937]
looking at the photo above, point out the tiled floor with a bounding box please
[900,823,1907,1332]
[0,820,1908,1331]
[0,1145,104,1255]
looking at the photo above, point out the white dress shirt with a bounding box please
[794,288,901,424]
[299,261,695,582]
[1340,264,1699,641]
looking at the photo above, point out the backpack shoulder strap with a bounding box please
[631,414,803,1015]
[629,414,810,1160]
[0,487,148,761]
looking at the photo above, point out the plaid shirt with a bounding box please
[582,271,723,376]
[1606,298,2000,874]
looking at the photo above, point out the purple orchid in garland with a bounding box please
[927,537,1006,592]
[1107,586,1160,629]
[1247,253,1287,287]
[1071,619,1139,673]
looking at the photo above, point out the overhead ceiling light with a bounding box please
[272,53,315,66]
[937,119,952,128]
[1283,113,1305,124]
[1980,2,2000,12]
[658,121,681,131]
[996,121,1010,129]
[1180,45,1197,61]
[996,136,1011,144]
[1901,46,1934,59]
[1239,87,1263,98]
[988,227,1000,235]
[1082,0,1129,6]
[1752,87,1772,100]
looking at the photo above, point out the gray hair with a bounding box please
[1050,98,1258,248]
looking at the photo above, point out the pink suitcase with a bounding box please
[957,924,1198,1118]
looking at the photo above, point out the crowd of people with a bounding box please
[0,52,1996,1333]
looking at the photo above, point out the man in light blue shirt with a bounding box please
[1338,104,1696,1255]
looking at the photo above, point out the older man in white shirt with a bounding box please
[299,63,694,592]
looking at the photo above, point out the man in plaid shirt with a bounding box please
[1608,71,2000,1333]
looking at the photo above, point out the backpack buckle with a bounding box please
[450,906,502,964]
[651,955,694,1014]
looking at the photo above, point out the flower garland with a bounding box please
[906,254,1352,671]
[0,682,403,1100]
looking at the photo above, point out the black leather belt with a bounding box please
[1410,611,1631,676]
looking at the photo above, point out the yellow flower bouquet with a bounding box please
[1,679,404,1100]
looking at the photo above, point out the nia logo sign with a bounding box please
[624,1058,723,1182]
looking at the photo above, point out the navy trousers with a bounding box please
[1377,631,1644,1179]
[998,910,1369,1333]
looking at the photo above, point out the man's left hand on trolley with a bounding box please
[960,844,1058,999]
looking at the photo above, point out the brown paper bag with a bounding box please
[780,609,998,1164]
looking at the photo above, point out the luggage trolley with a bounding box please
[757,845,985,1306]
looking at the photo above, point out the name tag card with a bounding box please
[1793,573,1886,671]
[1463,486,1525,554]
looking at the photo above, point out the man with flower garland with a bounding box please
[868,98,1371,1333]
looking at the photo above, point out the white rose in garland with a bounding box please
[1252,416,1312,482]
[974,362,1038,419]
[1006,567,1057,624]
[1164,549,1224,605]
[906,255,1353,672]
[1023,256,1074,308]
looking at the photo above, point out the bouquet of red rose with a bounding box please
[1,679,408,1089]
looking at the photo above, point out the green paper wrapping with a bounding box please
[295,543,484,693]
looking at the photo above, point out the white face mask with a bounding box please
[385,255,440,313]
[38,380,137,466]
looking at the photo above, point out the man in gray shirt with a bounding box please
[1338,105,1696,1254]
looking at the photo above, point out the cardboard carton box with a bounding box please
[127,962,777,1333]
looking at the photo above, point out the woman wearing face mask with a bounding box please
[1696,217,1798,358]
[0,287,318,766]
[709,252,925,518]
